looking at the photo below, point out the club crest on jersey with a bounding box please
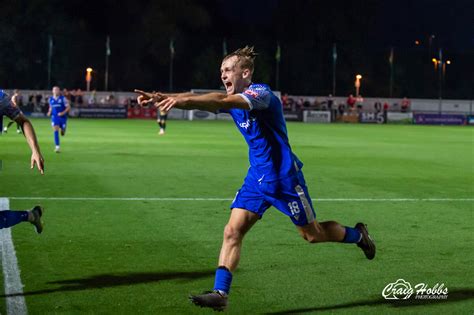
[244,89,259,98]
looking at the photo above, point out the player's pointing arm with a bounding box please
[59,97,71,116]
[158,93,250,112]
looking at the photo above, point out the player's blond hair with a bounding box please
[223,46,258,74]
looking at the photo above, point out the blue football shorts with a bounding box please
[51,115,67,129]
[231,170,316,226]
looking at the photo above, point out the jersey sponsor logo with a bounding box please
[239,119,251,129]
[238,117,256,130]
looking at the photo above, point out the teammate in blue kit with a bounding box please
[136,46,375,311]
[47,86,70,153]
[0,89,45,233]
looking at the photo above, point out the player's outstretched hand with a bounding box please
[134,89,166,106]
[157,97,179,112]
[31,151,45,175]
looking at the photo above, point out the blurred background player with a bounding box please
[0,89,45,232]
[47,86,70,153]
[157,109,168,135]
[3,89,22,134]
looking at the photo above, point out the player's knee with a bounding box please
[223,224,243,244]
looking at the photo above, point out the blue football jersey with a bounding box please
[49,95,67,116]
[228,83,303,182]
[0,90,21,120]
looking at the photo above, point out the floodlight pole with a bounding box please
[275,59,280,91]
[438,48,443,113]
[105,36,110,91]
[169,39,174,92]
[332,43,337,96]
[47,35,53,88]
[169,57,173,92]
[389,47,394,97]
[275,42,281,91]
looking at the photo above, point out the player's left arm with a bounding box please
[13,113,45,174]
[157,93,250,112]
[134,89,249,112]
[59,99,70,116]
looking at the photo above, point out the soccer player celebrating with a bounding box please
[157,109,168,135]
[136,46,375,311]
[47,86,70,153]
[0,89,45,233]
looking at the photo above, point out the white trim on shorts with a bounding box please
[295,185,315,223]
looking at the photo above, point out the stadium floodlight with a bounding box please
[86,68,93,91]
[446,60,451,65]
[355,74,362,96]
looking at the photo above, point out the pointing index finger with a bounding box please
[134,89,153,99]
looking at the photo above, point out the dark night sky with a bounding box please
[217,0,473,52]
[0,0,472,97]
[372,0,473,51]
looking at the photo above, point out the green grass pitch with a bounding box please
[0,118,473,314]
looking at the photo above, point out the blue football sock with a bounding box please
[343,226,362,243]
[54,130,60,146]
[213,266,232,294]
[0,211,29,229]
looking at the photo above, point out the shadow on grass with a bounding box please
[1,270,214,297]
[267,288,474,314]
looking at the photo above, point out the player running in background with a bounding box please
[3,90,22,134]
[47,86,70,153]
[136,46,375,311]
[0,89,45,233]
[157,109,168,135]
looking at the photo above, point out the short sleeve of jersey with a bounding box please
[0,91,21,120]
[238,84,271,111]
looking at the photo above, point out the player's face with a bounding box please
[220,56,251,95]
[52,87,60,96]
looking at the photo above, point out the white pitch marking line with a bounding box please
[0,198,28,315]
[6,196,474,202]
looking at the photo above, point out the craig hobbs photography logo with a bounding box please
[382,279,448,300]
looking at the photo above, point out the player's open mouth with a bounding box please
[225,82,232,90]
